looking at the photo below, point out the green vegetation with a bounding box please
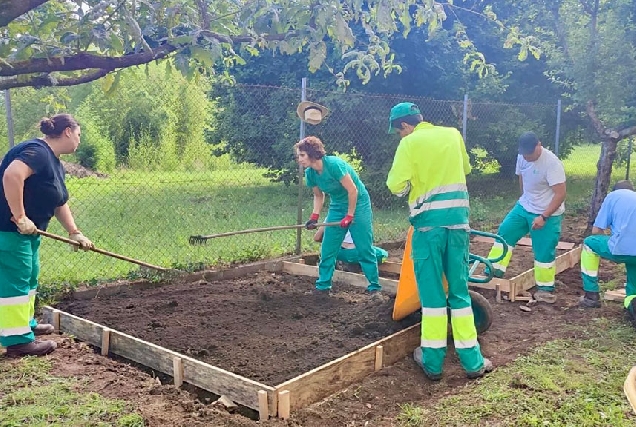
[0,357,144,427]
[397,318,636,427]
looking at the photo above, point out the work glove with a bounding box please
[69,231,94,251]
[305,213,320,230]
[340,214,354,228]
[12,215,37,235]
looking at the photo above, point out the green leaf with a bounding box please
[308,41,327,72]
[518,47,528,61]
[101,73,115,93]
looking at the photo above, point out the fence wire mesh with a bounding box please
[0,80,633,287]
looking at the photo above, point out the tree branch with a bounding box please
[586,100,606,138]
[0,0,48,27]
[0,45,177,77]
[550,2,572,65]
[0,69,113,90]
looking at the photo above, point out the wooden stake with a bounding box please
[278,390,291,419]
[101,328,111,356]
[52,309,61,332]
[298,258,306,265]
[509,281,517,302]
[495,284,501,303]
[374,345,383,371]
[173,357,184,388]
[258,390,269,421]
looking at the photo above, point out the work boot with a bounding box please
[534,290,557,304]
[413,347,442,381]
[578,291,601,308]
[626,299,636,327]
[33,323,55,335]
[466,358,494,380]
[5,340,57,358]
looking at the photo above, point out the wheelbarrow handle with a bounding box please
[470,230,509,264]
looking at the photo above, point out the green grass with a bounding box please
[36,144,633,290]
[0,357,144,427]
[396,318,636,427]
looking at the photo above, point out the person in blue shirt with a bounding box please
[0,114,94,358]
[579,180,636,319]
[295,136,381,293]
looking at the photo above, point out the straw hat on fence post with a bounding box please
[296,101,330,125]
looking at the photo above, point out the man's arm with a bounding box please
[519,175,523,195]
[386,141,412,197]
[542,182,566,217]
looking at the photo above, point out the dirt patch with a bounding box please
[55,272,420,385]
[61,160,108,179]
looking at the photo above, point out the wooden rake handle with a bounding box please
[189,221,341,244]
[37,229,170,272]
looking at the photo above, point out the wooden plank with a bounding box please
[275,323,419,412]
[108,329,275,412]
[69,258,287,300]
[605,288,626,302]
[101,328,111,356]
[173,357,184,388]
[472,235,575,250]
[378,262,402,275]
[45,307,276,413]
[258,390,269,421]
[282,261,398,294]
[374,346,383,371]
[278,390,291,420]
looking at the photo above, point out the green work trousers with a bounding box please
[581,235,636,308]
[411,227,485,375]
[487,202,562,292]
[0,232,41,347]
[317,202,380,291]
[337,246,388,265]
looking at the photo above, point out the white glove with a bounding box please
[13,215,38,235]
[69,231,94,251]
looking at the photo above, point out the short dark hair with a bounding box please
[39,114,79,137]
[295,136,326,160]
[391,114,423,132]
[613,180,634,191]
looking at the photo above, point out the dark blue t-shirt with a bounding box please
[0,139,69,232]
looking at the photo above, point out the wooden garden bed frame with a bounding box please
[40,257,419,421]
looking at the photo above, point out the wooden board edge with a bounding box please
[68,258,286,300]
[281,261,398,294]
[274,323,420,413]
[46,307,275,412]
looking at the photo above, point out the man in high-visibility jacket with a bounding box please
[579,180,636,318]
[386,102,492,381]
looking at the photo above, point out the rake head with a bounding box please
[189,235,209,245]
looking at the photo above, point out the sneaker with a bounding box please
[578,292,601,308]
[466,358,494,379]
[6,340,57,358]
[534,290,557,304]
[33,323,55,336]
[413,347,442,381]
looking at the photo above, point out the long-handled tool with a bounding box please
[189,222,341,245]
[37,229,172,272]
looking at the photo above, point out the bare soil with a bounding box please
[3,215,628,427]
[55,272,420,385]
[61,160,108,179]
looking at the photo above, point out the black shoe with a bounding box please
[6,340,57,358]
[466,358,494,379]
[578,292,601,308]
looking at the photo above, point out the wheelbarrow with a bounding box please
[392,228,508,335]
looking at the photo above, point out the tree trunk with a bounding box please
[587,137,618,232]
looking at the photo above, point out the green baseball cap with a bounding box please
[388,102,421,134]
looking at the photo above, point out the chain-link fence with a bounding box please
[1,79,634,287]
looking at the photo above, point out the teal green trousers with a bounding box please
[337,246,388,265]
[487,202,562,292]
[581,235,636,308]
[317,201,380,291]
[0,232,40,347]
[412,227,485,375]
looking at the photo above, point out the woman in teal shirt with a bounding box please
[295,136,381,292]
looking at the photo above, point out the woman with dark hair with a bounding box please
[0,114,94,358]
[295,136,381,293]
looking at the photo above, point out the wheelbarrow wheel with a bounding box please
[469,290,493,335]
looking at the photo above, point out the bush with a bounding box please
[74,111,116,172]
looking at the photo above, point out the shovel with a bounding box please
[189,222,341,245]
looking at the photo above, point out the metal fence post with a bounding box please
[295,78,308,255]
[462,93,468,142]
[626,138,633,181]
[4,89,14,148]
[555,98,562,156]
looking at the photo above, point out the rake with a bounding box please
[189,222,341,245]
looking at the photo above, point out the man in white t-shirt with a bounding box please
[487,132,567,304]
